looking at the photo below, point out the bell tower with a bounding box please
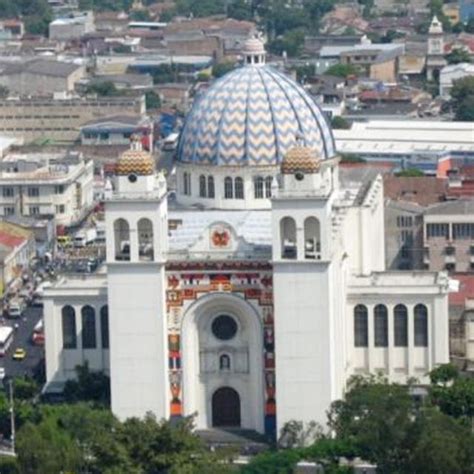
[271,143,345,434]
[426,16,446,80]
[105,136,169,420]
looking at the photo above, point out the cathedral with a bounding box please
[44,38,450,437]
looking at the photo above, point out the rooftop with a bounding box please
[0,58,82,78]
[425,199,474,216]
[384,176,447,207]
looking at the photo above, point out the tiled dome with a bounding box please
[116,137,154,176]
[281,146,321,174]
[177,64,336,167]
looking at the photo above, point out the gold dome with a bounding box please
[116,136,155,176]
[281,146,320,174]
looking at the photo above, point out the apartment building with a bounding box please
[423,200,474,273]
[0,96,145,143]
[0,151,94,227]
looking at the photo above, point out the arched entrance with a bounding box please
[212,387,241,427]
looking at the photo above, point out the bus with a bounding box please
[162,132,179,151]
[32,319,44,346]
[0,326,14,356]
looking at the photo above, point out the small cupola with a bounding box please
[242,36,266,66]
[116,135,155,177]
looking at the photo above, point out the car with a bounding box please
[12,348,26,361]
[0,367,5,380]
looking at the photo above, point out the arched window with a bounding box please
[81,305,96,349]
[235,177,244,199]
[414,304,428,347]
[304,217,321,259]
[354,305,368,347]
[374,304,388,347]
[100,305,109,349]
[208,176,215,198]
[280,216,297,259]
[265,176,273,198]
[199,175,207,198]
[62,305,76,349]
[183,172,191,196]
[254,176,264,199]
[114,218,130,261]
[224,177,233,199]
[219,354,231,371]
[138,218,154,261]
[394,304,408,347]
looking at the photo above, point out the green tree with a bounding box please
[450,76,474,121]
[13,376,38,400]
[331,116,350,130]
[85,81,120,97]
[130,9,151,21]
[340,153,365,163]
[397,168,424,177]
[212,61,235,78]
[63,363,111,406]
[268,28,306,57]
[445,48,472,64]
[325,63,360,78]
[0,456,19,474]
[228,0,253,20]
[145,90,162,110]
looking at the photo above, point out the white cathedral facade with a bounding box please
[44,39,449,437]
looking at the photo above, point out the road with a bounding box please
[1,306,44,380]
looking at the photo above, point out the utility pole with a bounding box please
[8,379,15,455]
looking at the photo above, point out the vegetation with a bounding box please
[0,0,52,35]
[0,86,9,99]
[78,0,133,11]
[85,81,120,97]
[331,116,351,130]
[397,168,425,177]
[325,63,360,78]
[145,90,162,110]
[445,48,472,65]
[212,61,236,79]
[340,153,365,163]
[450,76,474,121]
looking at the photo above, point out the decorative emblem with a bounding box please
[210,226,231,249]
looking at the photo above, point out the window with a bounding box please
[100,305,109,349]
[212,315,237,340]
[426,223,449,239]
[114,218,130,261]
[304,217,321,259]
[208,176,215,198]
[397,215,413,228]
[445,262,455,271]
[265,176,273,198]
[280,216,297,259]
[414,304,428,347]
[235,177,244,199]
[2,187,14,198]
[453,223,474,240]
[224,177,233,199]
[354,305,368,347]
[254,177,264,199]
[394,304,408,347]
[27,187,39,197]
[374,304,388,347]
[29,206,40,215]
[55,205,65,214]
[3,207,14,216]
[199,175,206,198]
[471,245,474,256]
[401,230,413,244]
[62,305,77,349]
[219,354,231,371]
[400,245,410,259]
[138,218,154,261]
[183,172,191,196]
[54,185,64,194]
[445,246,455,256]
[81,306,96,349]
[99,132,109,140]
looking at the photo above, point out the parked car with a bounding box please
[7,300,25,319]
[12,348,26,361]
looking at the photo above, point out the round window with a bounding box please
[128,173,137,183]
[295,171,305,181]
[212,315,237,340]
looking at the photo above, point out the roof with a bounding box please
[425,199,474,216]
[319,42,404,58]
[0,59,82,78]
[384,176,447,206]
[82,115,147,129]
[0,221,32,258]
[178,64,335,167]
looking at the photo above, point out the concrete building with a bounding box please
[0,96,145,142]
[439,62,474,98]
[49,11,95,40]
[0,59,86,97]
[0,151,93,227]
[43,40,450,437]
[423,200,474,273]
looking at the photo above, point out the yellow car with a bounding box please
[12,348,26,361]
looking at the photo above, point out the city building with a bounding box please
[49,11,95,40]
[426,16,447,81]
[0,96,145,142]
[423,200,474,273]
[439,62,474,98]
[44,39,450,437]
[0,151,94,227]
[0,221,36,298]
[0,59,86,97]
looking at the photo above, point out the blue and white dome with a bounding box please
[177,48,336,167]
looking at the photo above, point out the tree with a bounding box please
[445,48,472,65]
[268,28,306,57]
[212,62,235,78]
[450,76,474,121]
[340,153,365,163]
[85,81,120,97]
[145,91,162,110]
[325,63,359,78]
[331,116,350,130]
[397,168,425,177]
[13,376,38,401]
[0,85,9,99]
[63,363,111,406]
[466,16,474,34]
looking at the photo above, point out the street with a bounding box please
[1,307,44,380]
